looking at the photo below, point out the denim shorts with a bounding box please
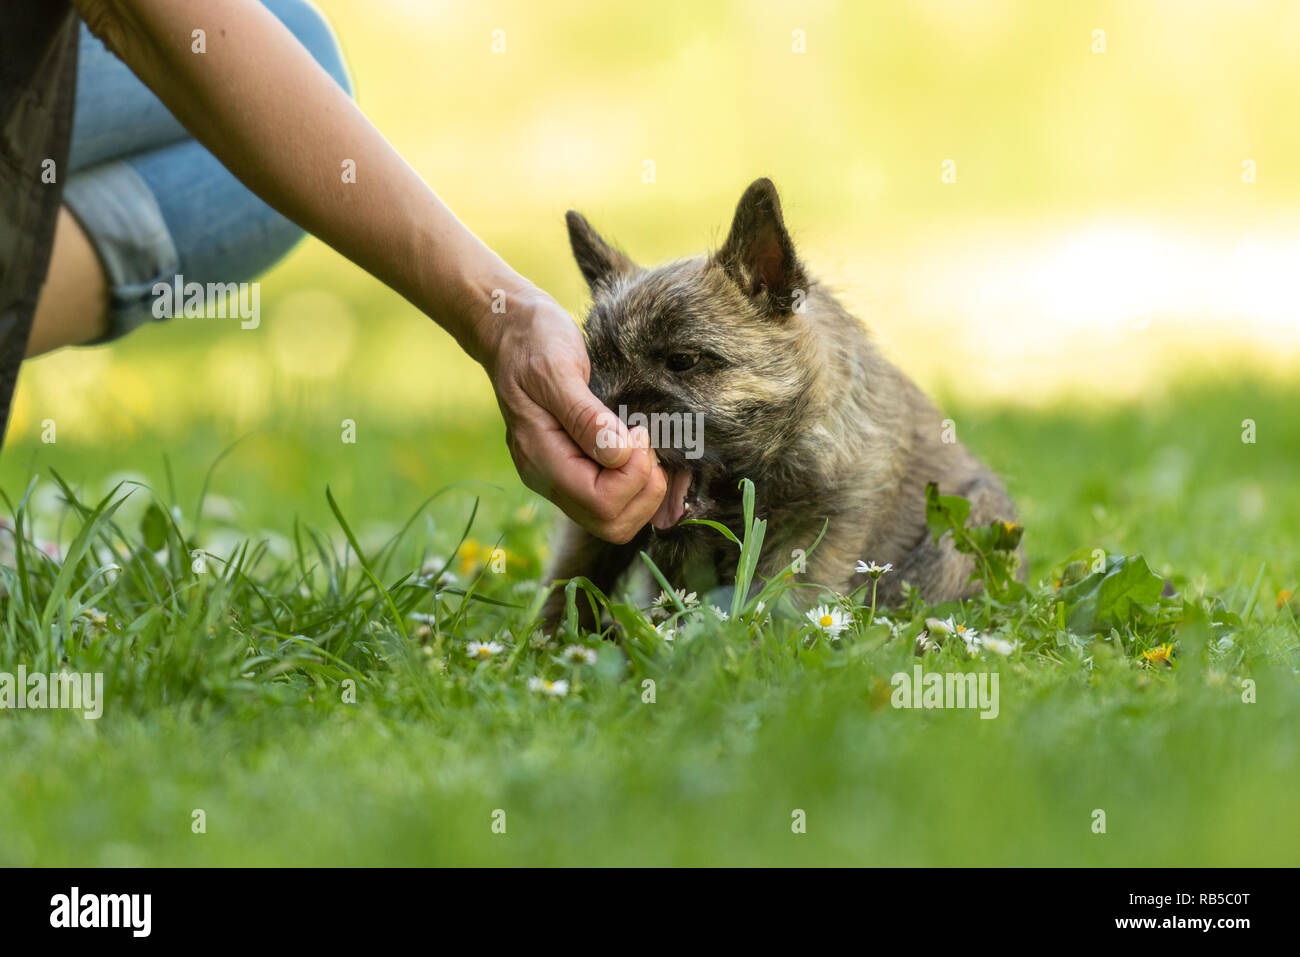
[62,0,354,341]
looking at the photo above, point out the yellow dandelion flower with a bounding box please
[457,539,481,574]
[1141,643,1173,666]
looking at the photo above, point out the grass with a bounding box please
[0,374,1297,866]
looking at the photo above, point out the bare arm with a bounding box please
[72,0,664,542]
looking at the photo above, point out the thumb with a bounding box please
[541,369,634,468]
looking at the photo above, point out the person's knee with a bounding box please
[267,0,355,99]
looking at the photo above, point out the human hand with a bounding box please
[483,291,666,543]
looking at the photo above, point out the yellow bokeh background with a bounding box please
[12,0,1300,442]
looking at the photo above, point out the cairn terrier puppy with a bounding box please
[543,177,1017,626]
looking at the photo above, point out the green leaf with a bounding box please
[1062,554,1165,633]
[969,519,1023,553]
[678,518,742,547]
[141,503,169,552]
[924,482,971,547]
[41,486,132,641]
[731,479,767,619]
[594,644,628,681]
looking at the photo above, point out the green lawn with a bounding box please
[0,375,1297,866]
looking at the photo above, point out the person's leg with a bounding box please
[27,210,110,357]
[66,22,191,176]
[30,0,354,356]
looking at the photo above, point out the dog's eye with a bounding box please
[666,352,700,372]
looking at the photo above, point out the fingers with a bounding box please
[513,412,667,543]
[599,435,670,541]
[494,299,666,541]
[535,362,633,469]
[554,425,667,543]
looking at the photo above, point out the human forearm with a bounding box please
[74,0,512,362]
[72,0,667,542]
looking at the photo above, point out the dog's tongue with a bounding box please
[651,469,692,531]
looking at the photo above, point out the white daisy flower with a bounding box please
[417,562,458,589]
[466,640,505,660]
[981,634,1018,656]
[527,677,569,696]
[654,588,699,609]
[563,645,598,665]
[655,621,678,642]
[709,605,729,620]
[81,607,108,628]
[855,560,894,577]
[805,604,849,639]
[926,616,981,653]
[953,623,981,654]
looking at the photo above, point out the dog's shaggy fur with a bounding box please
[543,178,1018,625]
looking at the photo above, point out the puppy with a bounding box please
[543,178,1018,626]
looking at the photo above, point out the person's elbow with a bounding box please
[72,0,136,58]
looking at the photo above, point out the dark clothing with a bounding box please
[0,2,79,440]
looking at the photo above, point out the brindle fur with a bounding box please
[543,178,1019,628]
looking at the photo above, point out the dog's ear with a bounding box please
[714,178,807,317]
[566,211,637,291]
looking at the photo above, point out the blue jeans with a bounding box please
[64,0,353,340]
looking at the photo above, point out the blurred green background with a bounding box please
[12,0,1300,445]
[1,0,1298,869]
[3,0,1296,583]
[5,0,1299,579]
